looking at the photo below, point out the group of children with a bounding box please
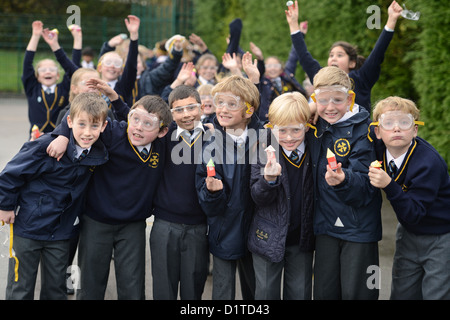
[0,0,449,301]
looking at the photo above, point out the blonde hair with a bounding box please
[70,92,108,124]
[268,92,310,126]
[212,75,260,112]
[313,66,351,90]
[97,51,123,71]
[372,96,420,121]
[34,59,59,78]
[69,68,99,102]
[197,84,213,96]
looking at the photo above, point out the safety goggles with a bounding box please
[367,111,424,142]
[171,103,201,114]
[265,63,282,69]
[272,124,306,142]
[37,67,58,73]
[128,109,163,131]
[378,112,424,131]
[200,66,218,71]
[101,58,123,68]
[311,85,355,111]
[213,93,246,111]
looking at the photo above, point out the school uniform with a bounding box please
[375,137,450,299]
[306,105,382,299]
[52,100,166,300]
[249,133,314,299]
[291,27,395,113]
[196,114,264,299]
[150,121,210,300]
[0,132,108,299]
[22,48,78,133]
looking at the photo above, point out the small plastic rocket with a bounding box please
[207,158,215,177]
[327,148,338,170]
[31,125,41,140]
[370,160,383,169]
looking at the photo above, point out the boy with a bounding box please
[195,75,263,300]
[0,92,109,299]
[368,96,450,300]
[248,92,314,299]
[306,66,382,299]
[150,85,209,300]
[48,81,172,300]
[22,20,79,134]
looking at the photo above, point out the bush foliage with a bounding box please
[192,0,449,167]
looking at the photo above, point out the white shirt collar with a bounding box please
[334,104,360,124]
[137,143,152,153]
[176,121,205,139]
[42,84,56,94]
[75,145,91,158]
[107,79,118,89]
[226,127,248,144]
[386,142,412,169]
[283,141,305,158]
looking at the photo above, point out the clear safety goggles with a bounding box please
[272,124,306,142]
[171,103,201,114]
[213,93,246,111]
[128,109,163,131]
[265,63,282,69]
[102,58,123,68]
[37,67,58,73]
[377,111,424,131]
[311,85,355,111]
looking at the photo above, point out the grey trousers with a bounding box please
[76,215,146,300]
[252,245,313,300]
[6,235,70,300]
[313,234,380,300]
[150,218,209,300]
[391,224,450,300]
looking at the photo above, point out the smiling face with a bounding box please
[327,46,356,74]
[98,52,123,82]
[273,122,307,152]
[315,88,353,124]
[36,59,60,87]
[264,57,283,79]
[127,105,167,146]
[171,97,203,131]
[214,91,253,131]
[67,111,107,149]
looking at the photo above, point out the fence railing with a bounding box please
[0,0,193,94]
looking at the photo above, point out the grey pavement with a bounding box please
[0,96,396,300]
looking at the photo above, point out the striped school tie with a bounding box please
[388,159,397,177]
[78,149,88,161]
[289,150,301,165]
[140,147,149,159]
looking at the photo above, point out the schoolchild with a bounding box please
[306,66,382,299]
[197,84,215,124]
[96,15,140,113]
[368,96,450,300]
[150,85,210,300]
[48,82,172,300]
[285,0,403,113]
[22,20,79,134]
[248,92,314,299]
[195,75,263,300]
[0,92,109,299]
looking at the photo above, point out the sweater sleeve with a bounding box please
[21,50,39,97]
[383,153,444,226]
[352,28,394,90]
[290,32,322,84]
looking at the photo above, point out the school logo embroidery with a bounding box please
[334,138,351,157]
[401,184,408,192]
[58,96,65,107]
[148,152,159,168]
[256,229,269,242]
[349,77,355,91]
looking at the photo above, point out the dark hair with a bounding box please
[131,95,172,129]
[81,46,95,57]
[168,85,201,107]
[330,41,365,71]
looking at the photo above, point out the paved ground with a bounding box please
[0,96,397,300]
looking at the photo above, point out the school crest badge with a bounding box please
[149,152,159,168]
[334,138,350,157]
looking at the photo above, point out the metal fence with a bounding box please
[0,0,193,94]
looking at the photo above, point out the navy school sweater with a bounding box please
[375,137,450,235]
[52,111,166,225]
[152,123,210,225]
